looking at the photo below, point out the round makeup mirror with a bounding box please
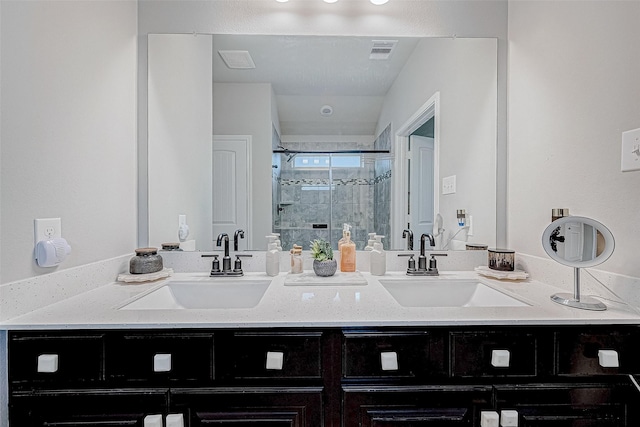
[542,216,615,311]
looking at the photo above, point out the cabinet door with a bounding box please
[343,385,492,426]
[343,331,445,380]
[228,331,323,381]
[556,328,640,376]
[108,331,214,385]
[9,389,168,426]
[9,332,105,388]
[171,387,323,426]
[450,331,538,378]
[495,381,639,427]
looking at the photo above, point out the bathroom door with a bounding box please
[408,135,435,239]
[212,135,252,248]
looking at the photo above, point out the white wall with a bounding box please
[0,0,138,284]
[213,82,274,247]
[377,38,497,249]
[137,0,509,247]
[148,34,213,250]
[508,0,640,278]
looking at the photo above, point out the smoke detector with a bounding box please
[320,105,334,116]
[218,50,256,69]
[369,40,398,60]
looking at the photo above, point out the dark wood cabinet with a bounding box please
[171,387,324,426]
[343,385,492,426]
[8,326,640,426]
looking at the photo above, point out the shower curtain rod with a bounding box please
[272,149,390,154]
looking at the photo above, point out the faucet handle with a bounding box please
[397,253,416,273]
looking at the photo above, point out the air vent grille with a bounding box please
[369,40,398,60]
[218,50,256,69]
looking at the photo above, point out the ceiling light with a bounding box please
[323,0,339,3]
[370,0,389,4]
[275,0,289,2]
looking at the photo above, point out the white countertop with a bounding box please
[2,270,639,330]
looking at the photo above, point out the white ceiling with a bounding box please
[212,34,420,136]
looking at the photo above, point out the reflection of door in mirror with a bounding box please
[212,136,251,250]
[408,133,434,243]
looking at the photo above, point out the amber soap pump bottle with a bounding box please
[340,229,356,272]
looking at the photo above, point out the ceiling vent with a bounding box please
[369,40,398,60]
[218,50,256,69]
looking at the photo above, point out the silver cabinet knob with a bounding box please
[480,411,499,427]
[153,353,172,372]
[500,410,519,426]
[143,415,163,427]
[380,351,399,371]
[266,351,284,370]
[166,414,184,427]
[37,354,59,373]
[491,349,511,368]
[598,349,619,368]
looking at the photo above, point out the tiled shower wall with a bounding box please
[274,141,377,251]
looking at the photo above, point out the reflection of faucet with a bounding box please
[402,229,414,250]
[234,229,245,251]
[216,233,231,273]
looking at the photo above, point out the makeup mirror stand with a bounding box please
[550,267,607,311]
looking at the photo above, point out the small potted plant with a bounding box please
[310,239,337,277]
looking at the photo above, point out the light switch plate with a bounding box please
[442,175,456,194]
[621,128,640,172]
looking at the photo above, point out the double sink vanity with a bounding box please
[5,261,640,426]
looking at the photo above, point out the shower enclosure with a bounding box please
[272,147,392,251]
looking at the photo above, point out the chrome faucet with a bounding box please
[418,233,435,271]
[402,229,414,251]
[399,233,446,276]
[234,229,245,251]
[216,233,232,273]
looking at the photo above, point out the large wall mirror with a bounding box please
[147,34,497,251]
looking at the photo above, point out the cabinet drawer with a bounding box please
[556,329,640,375]
[9,333,105,386]
[495,382,637,426]
[450,331,537,377]
[229,332,322,380]
[343,331,442,379]
[108,332,214,384]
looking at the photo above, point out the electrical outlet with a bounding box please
[621,128,640,172]
[442,175,456,195]
[34,218,62,245]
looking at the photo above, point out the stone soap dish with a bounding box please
[475,266,529,281]
[117,268,173,283]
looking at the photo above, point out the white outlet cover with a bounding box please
[34,218,62,245]
[621,128,640,172]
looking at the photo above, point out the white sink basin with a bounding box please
[379,279,529,308]
[119,280,270,310]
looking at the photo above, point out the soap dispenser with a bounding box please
[266,242,280,277]
[338,224,351,252]
[340,229,356,272]
[370,237,386,276]
[364,233,376,251]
